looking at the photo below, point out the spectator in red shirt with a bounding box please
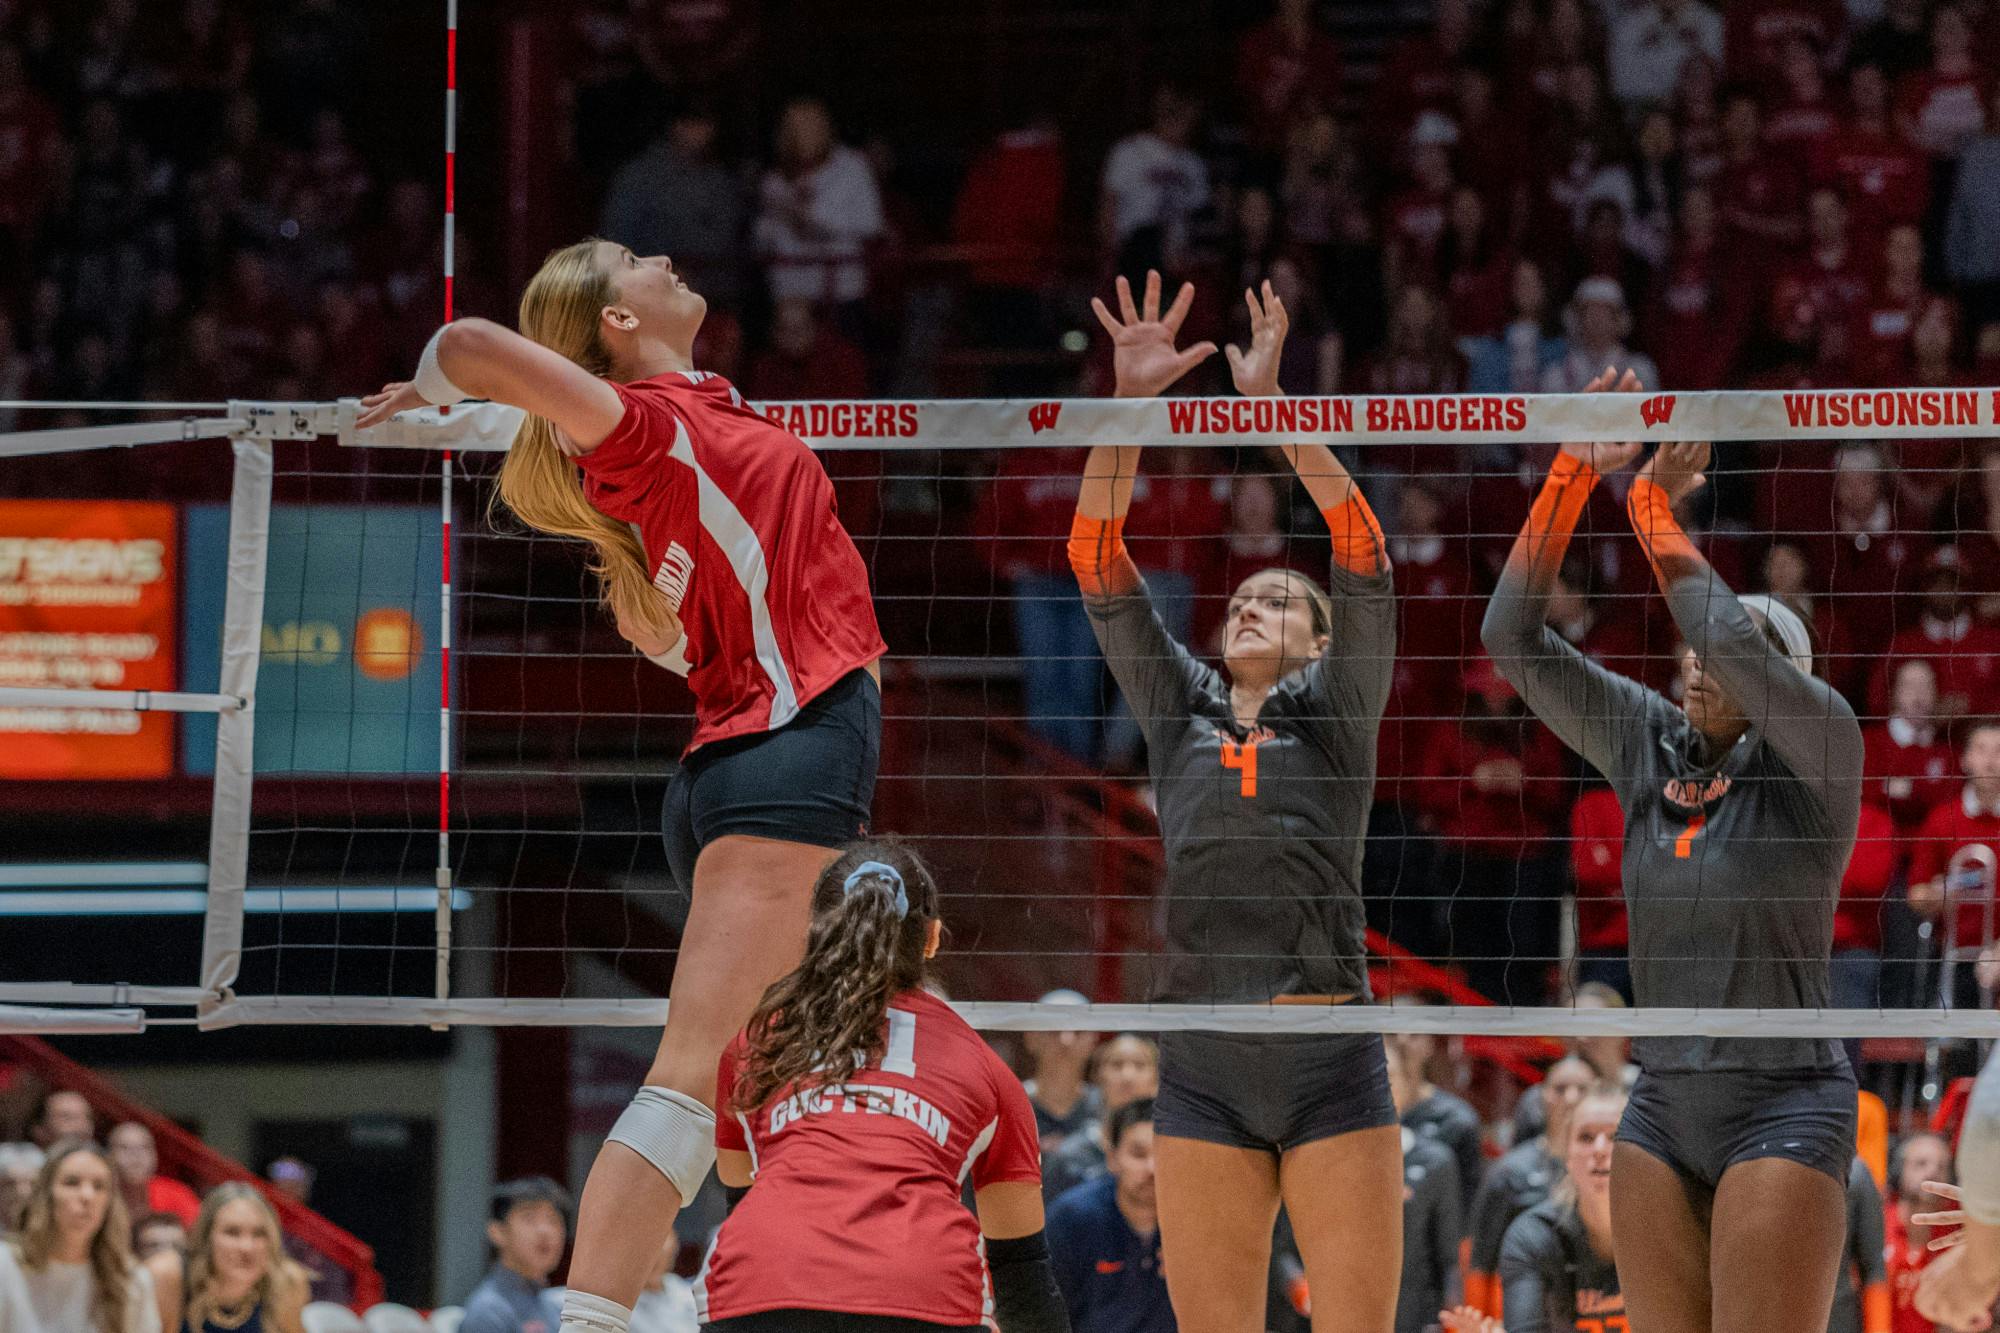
[1886,1131,1953,1333]
[1908,721,2000,958]
[1371,0,1475,152]
[1772,186,1870,364]
[1802,443,1931,699]
[1234,0,1343,160]
[1439,187,1514,337]
[1648,185,1748,388]
[1865,660,1963,856]
[1895,3,1988,160]
[1815,64,1930,245]
[1834,802,1898,1008]
[106,1124,198,1228]
[1953,445,2000,623]
[1422,659,1572,1004]
[1726,0,1845,91]
[1569,786,1630,998]
[1383,112,1459,295]
[951,108,1065,373]
[1715,87,1804,286]
[1849,223,1932,385]
[1873,552,2000,722]
[1764,37,1842,155]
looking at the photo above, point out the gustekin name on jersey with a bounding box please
[766,1082,952,1147]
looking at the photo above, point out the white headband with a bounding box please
[1736,594,1814,676]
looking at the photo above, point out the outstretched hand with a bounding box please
[1917,1181,1971,1251]
[1090,270,1217,399]
[1556,368,1646,474]
[1639,439,1712,506]
[356,381,428,430]
[1226,280,1288,398]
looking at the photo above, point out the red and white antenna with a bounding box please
[435,0,459,1018]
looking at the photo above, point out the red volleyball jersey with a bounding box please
[698,989,1042,1325]
[577,370,886,754]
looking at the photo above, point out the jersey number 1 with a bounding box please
[1673,814,1707,859]
[1221,739,1259,798]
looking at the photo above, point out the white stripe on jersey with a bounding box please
[957,1115,1000,1185]
[691,1231,716,1321]
[665,416,801,727]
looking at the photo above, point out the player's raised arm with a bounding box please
[1224,280,1381,574]
[357,316,628,450]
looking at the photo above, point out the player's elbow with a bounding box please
[1478,596,1532,670]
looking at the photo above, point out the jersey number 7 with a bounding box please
[1221,738,1259,797]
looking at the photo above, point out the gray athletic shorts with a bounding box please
[1154,1030,1396,1154]
[1616,1066,1857,1188]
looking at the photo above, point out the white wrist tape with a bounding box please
[413,325,471,407]
[645,639,691,677]
[607,1085,716,1203]
[559,1291,631,1333]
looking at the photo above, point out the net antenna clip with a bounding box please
[226,400,345,442]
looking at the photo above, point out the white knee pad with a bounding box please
[559,1291,631,1333]
[607,1085,717,1202]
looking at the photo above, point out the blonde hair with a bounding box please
[495,238,681,644]
[184,1184,308,1333]
[1551,1088,1628,1211]
[13,1141,137,1333]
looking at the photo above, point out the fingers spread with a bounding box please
[1115,275,1138,325]
[1162,280,1195,335]
[1142,269,1162,323]
[1091,296,1122,338]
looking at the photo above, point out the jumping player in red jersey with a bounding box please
[702,841,1069,1333]
[357,239,885,1333]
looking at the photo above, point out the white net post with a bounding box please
[196,436,273,1022]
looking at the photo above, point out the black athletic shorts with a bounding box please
[663,669,880,894]
[1616,1065,1857,1188]
[1154,1029,1396,1153]
[704,1314,979,1333]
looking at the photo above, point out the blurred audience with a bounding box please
[460,1178,571,1333]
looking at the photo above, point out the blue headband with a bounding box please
[842,861,909,919]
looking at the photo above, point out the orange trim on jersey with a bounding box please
[1464,1268,1498,1318]
[1626,476,1705,592]
[1068,512,1140,597]
[1862,1280,1890,1333]
[1321,490,1388,575]
[1509,451,1599,587]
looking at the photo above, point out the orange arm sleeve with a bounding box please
[1322,488,1389,576]
[1862,1280,1890,1333]
[1626,474,1706,593]
[1510,450,1599,590]
[1067,512,1141,597]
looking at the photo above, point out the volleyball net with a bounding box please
[3,388,1999,1057]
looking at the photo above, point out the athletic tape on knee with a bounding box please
[559,1290,631,1333]
[607,1085,717,1202]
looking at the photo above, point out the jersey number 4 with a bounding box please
[1220,739,1259,797]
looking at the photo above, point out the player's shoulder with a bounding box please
[1501,1199,1567,1254]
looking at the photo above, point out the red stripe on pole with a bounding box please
[445,155,455,213]
[447,26,458,89]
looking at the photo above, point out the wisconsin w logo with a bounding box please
[1639,395,1678,428]
[1028,402,1062,434]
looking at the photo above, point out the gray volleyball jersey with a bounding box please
[1498,1199,1622,1333]
[1082,560,1394,1004]
[1484,469,1863,1072]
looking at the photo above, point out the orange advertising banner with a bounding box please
[0,501,179,779]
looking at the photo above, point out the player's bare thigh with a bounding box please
[1282,1124,1405,1333]
[1156,1135,1282,1333]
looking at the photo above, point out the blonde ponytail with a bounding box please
[495,238,681,643]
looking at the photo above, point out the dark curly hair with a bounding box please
[732,839,942,1114]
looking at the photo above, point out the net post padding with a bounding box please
[196,437,272,1021]
[0,1006,146,1035]
[0,984,206,1006]
[194,996,2000,1039]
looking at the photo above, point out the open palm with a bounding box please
[1091,270,1217,398]
[1226,280,1288,397]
